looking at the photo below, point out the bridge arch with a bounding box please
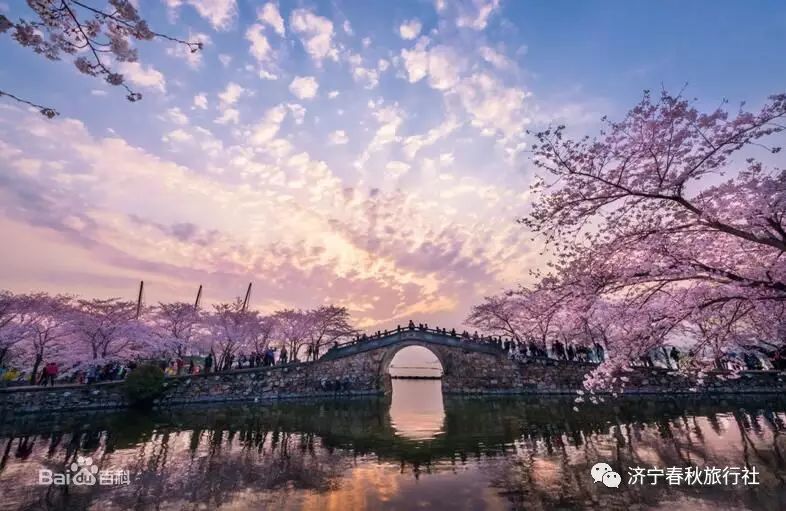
[317,329,525,395]
[379,341,447,378]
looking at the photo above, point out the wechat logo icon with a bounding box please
[591,462,621,488]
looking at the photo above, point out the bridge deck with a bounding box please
[319,328,505,361]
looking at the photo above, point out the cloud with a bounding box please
[386,161,411,178]
[258,69,278,80]
[248,105,288,145]
[401,42,460,90]
[117,62,166,93]
[162,129,192,143]
[401,40,430,83]
[290,8,338,64]
[218,82,245,106]
[479,46,512,70]
[164,107,189,125]
[286,103,306,125]
[456,0,500,30]
[215,108,240,125]
[402,118,460,159]
[258,2,285,36]
[0,105,535,329]
[452,72,530,139]
[246,24,274,62]
[164,0,237,31]
[355,104,404,169]
[0,1,546,330]
[328,130,348,145]
[90,89,107,96]
[399,19,423,40]
[289,76,319,100]
[351,66,380,90]
[193,93,208,110]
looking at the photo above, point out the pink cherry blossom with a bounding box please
[471,90,786,388]
[0,1,202,115]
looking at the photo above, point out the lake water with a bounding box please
[1,379,785,510]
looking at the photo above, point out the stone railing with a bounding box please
[322,328,504,360]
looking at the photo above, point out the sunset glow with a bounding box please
[2,1,783,330]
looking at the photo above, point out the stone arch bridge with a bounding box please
[316,328,528,394]
[5,328,786,415]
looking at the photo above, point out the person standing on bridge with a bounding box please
[40,361,58,386]
[408,320,415,330]
[279,346,288,365]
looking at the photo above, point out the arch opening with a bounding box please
[385,345,446,441]
[387,345,444,379]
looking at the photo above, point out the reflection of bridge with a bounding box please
[3,394,785,511]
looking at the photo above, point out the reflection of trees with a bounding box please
[0,422,351,510]
[483,398,786,511]
[0,396,785,509]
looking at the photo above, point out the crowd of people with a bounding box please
[2,318,784,387]
[341,320,608,363]
[0,343,309,387]
[0,360,134,386]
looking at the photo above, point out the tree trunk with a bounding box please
[30,354,43,385]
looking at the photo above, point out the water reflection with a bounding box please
[0,395,785,510]
[389,379,445,441]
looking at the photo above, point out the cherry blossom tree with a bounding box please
[467,287,580,349]
[0,0,202,117]
[514,90,786,372]
[202,299,258,370]
[15,292,74,383]
[69,297,147,362]
[248,314,276,357]
[0,291,27,367]
[271,309,313,362]
[465,293,527,341]
[149,301,201,358]
[303,306,357,360]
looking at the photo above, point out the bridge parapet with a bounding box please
[319,328,504,361]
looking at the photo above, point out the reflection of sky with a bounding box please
[389,379,446,441]
[1,405,786,509]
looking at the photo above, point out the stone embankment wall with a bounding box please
[2,347,786,416]
[515,357,786,394]
[0,357,383,416]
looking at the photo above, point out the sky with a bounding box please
[0,0,785,331]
